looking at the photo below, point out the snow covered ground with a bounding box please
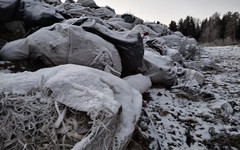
[0,45,239,150]
[135,45,240,150]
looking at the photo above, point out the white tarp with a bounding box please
[141,50,177,87]
[0,64,142,150]
[124,74,152,94]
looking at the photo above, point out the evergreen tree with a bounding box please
[178,18,184,34]
[237,17,240,40]
[183,16,190,35]
[225,12,239,41]
[221,11,232,40]
[193,18,201,40]
[189,17,196,37]
[182,16,196,37]
[169,21,177,32]
[195,23,201,40]
[200,18,208,42]
[200,19,208,33]
[220,13,229,39]
[172,11,240,43]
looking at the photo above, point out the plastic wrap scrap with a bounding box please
[123,74,152,94]
[0,64,142,150]
[72,17,144,77]
[0,22,122,76]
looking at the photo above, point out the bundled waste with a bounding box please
[0,93,91,150]
[0,65,142,150]
[0,0,205,149]
[0,0,201,80]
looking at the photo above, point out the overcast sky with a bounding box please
[94,0,240,25]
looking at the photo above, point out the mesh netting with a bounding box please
[0,92,92,150]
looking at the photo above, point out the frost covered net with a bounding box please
[0,64,142,150]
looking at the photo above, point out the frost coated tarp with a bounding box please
[0,64,142,150]
[0,0,19,23]
[161,35,200,60]
[0,17,144,77]
[0,0,72,27]
[73,18,144,77]
[0,22,122,76]
[57,3,99,18]
[17,0,72,28]
[141,50,177,88]
[77,0,99,8]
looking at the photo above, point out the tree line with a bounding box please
[169,11,240,44]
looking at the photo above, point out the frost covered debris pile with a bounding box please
[0,65,142,149]
[137,46,240,150]
[0,21,200,87]
[0,0,204,149]
[0,0,72,41]
[0,17,144,77]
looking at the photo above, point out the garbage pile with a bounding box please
[0,0,203,149]
[0,65,143,150]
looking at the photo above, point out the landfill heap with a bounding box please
[0,0,204,150]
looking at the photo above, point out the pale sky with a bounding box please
[94,0,240,25]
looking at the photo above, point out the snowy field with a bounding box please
[136,45,240,150]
